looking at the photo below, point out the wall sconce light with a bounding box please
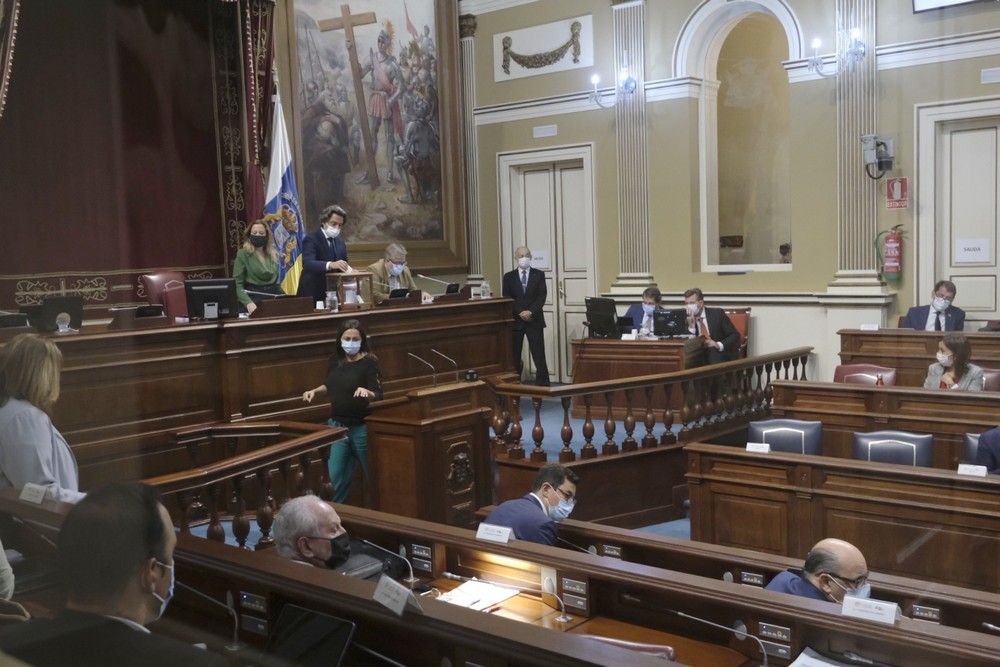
[589,51,639,109]
[807,28,866,78]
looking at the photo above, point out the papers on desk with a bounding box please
[437,580,519,611]
[789,647,854,666]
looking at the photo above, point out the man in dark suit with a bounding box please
[900,280,965,331]
[502,246,550,385]
[297,204,351,303]
[484,464,578,546]
[766,538,870,603]
[681,287,740,364]
[0,483,226,667]
[975,426,1000,474]
[623,286,663,335]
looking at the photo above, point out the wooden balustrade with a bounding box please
[142,421,344,549]
[489,347,812,462]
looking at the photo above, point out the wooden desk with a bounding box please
[569,337,705,419]
[0,298,514,488]
[769,380,1000,468]
[685,442,1000,592]
[839,329,1000,387]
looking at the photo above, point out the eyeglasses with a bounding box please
[552,485,576,503]
[824,571,868,589]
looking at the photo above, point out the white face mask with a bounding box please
[516,257,531,270]
[685,303,701,317]
[936,351,953,367]
[389,262,406,276]
[642,304,656,316]
[323,224,342,239]
[932,296,950,312]
[152,560,175,621]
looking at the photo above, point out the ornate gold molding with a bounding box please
[501,20,581,75]
[459,14,477,39]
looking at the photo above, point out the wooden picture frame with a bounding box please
[284,0,467,274]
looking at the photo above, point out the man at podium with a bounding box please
[297,204,351,303]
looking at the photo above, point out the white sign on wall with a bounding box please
[493,15,593,82]
[529,250,550,270]
[913,0,985,12]
[953,238,991,263]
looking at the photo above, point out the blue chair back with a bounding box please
[852,430,934,467]
[748,419,823,455]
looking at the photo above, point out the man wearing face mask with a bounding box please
[624,287,664,337]
[679,288,740,364]
[483,463,578,546]
[297,204,352,303]
[0,482,226,666]
[502,246,550,386]
[366,243,420,304]
[765,538,870,604]
[272,495,406,580]
[901,280,965,331]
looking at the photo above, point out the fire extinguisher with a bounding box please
[875,224,904,283]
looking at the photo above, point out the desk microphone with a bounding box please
[416,273,452,286]
[175,581,242,652]
[984,622,1000,634]
[556,536,598,555]
[362,539,419,585]
[430,348,459,382]
[665,608,768,667]
[407,352,437,386]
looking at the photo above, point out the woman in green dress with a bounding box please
[233,220,283,314]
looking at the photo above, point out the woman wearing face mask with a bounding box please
[233,220,284,315]
[302,320,383,503]
[923,332,983,391]
[297,204,352,304]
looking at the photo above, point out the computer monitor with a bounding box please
[184,278,238,320]
[445,282,460,294]
[20,296,83,333]
[267,603,356,667]
[585,296,619,338]
[654,309,688,337]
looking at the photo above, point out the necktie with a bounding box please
[327,237,335,248]
[521,270,528,288]
[698,317,708,339]
[934,313,942,331]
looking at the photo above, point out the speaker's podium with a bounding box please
[366,380,493,528]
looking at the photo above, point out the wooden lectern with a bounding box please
[366,380,493,528]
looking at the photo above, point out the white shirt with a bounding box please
[528,492,547,514]
[105,615,150,634]
[924,307,944,331]
[0,399,85,503]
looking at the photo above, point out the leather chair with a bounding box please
[723,308,751,358]
[141,271,186,306]
[980,367,1000,392]
[833,364,897,386]
[747,419,822,455]
[852,430,934,467]
[964,433,981,465]
[161,283,189,320]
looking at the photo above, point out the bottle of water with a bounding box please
[480,280,491,298]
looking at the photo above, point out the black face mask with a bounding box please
[324,533,352,568]
[249,235,267,248]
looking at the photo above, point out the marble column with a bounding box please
[609,0,654,294]
[459,14,483,285]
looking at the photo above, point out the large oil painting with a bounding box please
[291,0,462,266]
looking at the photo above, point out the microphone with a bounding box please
[416,273,452,286]
[556,536,598,555]
[430,348,459,382]
[362,539,419,585]
[666,609,768,667]
[175,580,242,652]
[984,622,1000,634]
[443,571,472,582]
[407,352,437,386]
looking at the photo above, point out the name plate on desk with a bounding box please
[19,483,46,505]
[957,464,988,477]
[841,596,899,625]
[746,442,771,454]
[858,323,879,331]
[373,575,423,616]
[476,523,512,544]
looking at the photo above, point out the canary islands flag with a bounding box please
[264,91,305,296]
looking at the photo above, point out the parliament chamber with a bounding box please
[4,0,1000,665]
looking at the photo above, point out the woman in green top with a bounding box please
[234,220,284,314]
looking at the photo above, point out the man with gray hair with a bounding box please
[765,538,870,603]
[366,242,420,304]
[272,495,406,580]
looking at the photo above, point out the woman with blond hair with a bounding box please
[0,333,84,502]
[233,219,284,314]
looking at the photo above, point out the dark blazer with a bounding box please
[677,307,740,360]
[764,570,828,602]
[502,267,546,331]
[484,494,556,546]
[976,426,1000,474]
[624,303,660,330]
[0,610,228,667]
[901,304,965,331]
[296,229,349,302]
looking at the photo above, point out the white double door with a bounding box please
[499,146,596,383]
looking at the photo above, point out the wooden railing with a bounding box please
[143,421,344,550]
[488,347,812,462]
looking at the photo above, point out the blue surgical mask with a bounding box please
[341,340,362,356]
[642,304,655,316]
[549,498,575,522]
[389,262,406,276]
[152,560,175,620]
[845,582,872,599]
